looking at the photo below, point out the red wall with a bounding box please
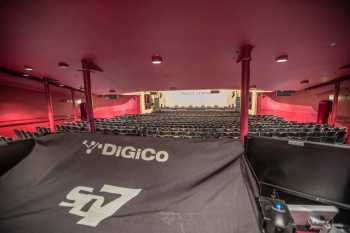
[257,94,318,123]
[0,83,80,137]
[93,95,141,118]
[337,84,350,127]
[257,88,350,125]
[337,85,350,143]
[0,76,141,137]
[257,87,350,143]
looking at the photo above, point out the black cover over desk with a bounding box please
[0,140,34,176]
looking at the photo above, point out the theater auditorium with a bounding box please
[0,1,350,233]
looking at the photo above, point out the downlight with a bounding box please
[24,66,33,71]
[58,62,70,69]
[275,55,288,63]
[152,54,163,64]
[300,80,309,84]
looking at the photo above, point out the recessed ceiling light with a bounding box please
[330,42,336,47]
[275,55,288,63]
[24,66,33,71]
[58,62,69,69]
[22,73,30,77]
[152,54,163,64]
[59,84,65,87]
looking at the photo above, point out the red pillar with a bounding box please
[237,45,253,143]
[256,94,262,115]
[70,89,78,122]
[329,80,341,126]
[82,60,96,133]
[43,77,56,133]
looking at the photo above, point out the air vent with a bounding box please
[103,94,118,100]
[276,90,295,96]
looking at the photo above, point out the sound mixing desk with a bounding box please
[245,137,350,233]
[258,196,350,233]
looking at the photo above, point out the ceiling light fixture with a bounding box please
[275,55,288,63]
[24,66,33,71]
[59,84,65,87]
[58,62,70,69]
[152,54,163,64]
[22,73,30,77]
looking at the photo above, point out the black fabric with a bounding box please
[0,133,259,233]
[0,139,35,176]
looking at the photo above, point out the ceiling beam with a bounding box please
[0,66,84,93]
[304,75,350,91]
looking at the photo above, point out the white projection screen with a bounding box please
[161,90,233,107]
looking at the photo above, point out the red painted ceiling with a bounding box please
[0,0,349,94]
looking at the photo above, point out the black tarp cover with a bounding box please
[0,133,259,233]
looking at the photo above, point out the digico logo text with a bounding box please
[82,140,169,163]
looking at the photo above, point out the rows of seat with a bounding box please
[14,127,52,140]
[0,135,13,144]
[56,111,347,143]
[10,111,347,144]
